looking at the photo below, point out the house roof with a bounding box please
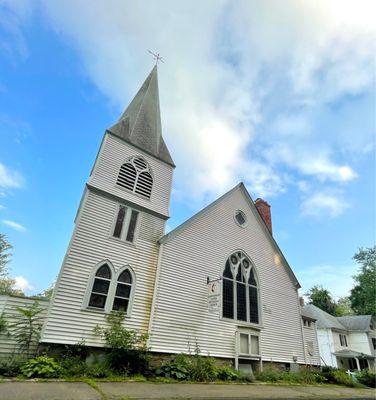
[302,304,346,330]
[333,349,374,359]
[159,182,301,289]
[107,65,175,167]
[336,315,373,332]
[301,306,317,321]
[303,304,373,332]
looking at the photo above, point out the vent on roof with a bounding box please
[116,156,153,199]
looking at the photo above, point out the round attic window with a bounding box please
[234,210,247,227]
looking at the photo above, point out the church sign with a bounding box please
[207,278,221,314]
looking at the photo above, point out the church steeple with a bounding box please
[107,66,175,167]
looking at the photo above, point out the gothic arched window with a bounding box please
[116,156,153,199]
[88,263,112,309]
[222,251,259,324]
[112,268,134,313]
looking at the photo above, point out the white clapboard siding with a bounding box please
[149,186,306,364]
[88,133,173,218]
[303,323,321,365]
[0,295,49,357]
[41,190,165,346]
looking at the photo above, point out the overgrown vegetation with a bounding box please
[11,301,44,357]
[94,311,150,374]
[355,368,376,388]
[255,365,363,387]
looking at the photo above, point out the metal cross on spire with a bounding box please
[148,50,164,65]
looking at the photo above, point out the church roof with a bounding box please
[107,66,175,167]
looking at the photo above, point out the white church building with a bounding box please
[3,66,321,371]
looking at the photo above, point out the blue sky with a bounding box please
[0,1,374,298]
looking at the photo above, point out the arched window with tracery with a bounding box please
[88,264,112,309]
[222,251,259,324]
[116,156,153,199]
[112,268,134,313]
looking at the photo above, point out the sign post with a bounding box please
[207,278,221,314]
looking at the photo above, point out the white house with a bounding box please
[303,304,375,371]
[1,66,321,371]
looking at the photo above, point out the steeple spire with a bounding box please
[107,66,175,167]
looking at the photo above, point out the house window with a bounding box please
[112,269,133,313]
[112,205,140,243]
[303,319,312,328]
[116,156,153,199]
[339,334,348,347]
[238,331,259,356]
[372,338,376,350]
[222,251,259,324]
[88,264,112,309]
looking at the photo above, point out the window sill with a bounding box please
[107,235,137,248]
[81,307,132,318]
[220,317,263,330]
[238,354,261,360]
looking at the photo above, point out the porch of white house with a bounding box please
[334,349,375,371]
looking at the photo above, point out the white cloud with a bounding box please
[0,162,23,189]
[2,219,27,232]
[298,263,357,298]
[3,1,375,207]
[301,191,350,218]
[0,205,5,210]
[14,276,34,291]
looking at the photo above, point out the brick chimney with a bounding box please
[299,297,304,307]
[254,198,272,234]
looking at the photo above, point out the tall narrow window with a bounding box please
[112,205,140,244]
[116,156,153,199]
[222,251,259,324]
[113,269,133,313]
[126,210,139,242]
[88,264,111,309]
[113,205,126,238]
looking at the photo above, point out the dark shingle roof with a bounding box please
[107,66,175,167]
[302,304,346,330]
[336,315,373,332]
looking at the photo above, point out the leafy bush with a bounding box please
[355,369,376,388]
[254,366,280,382]
[155,352,218,382]
[0,356,26,377]
[11,302,44,357]
[216,365,239,381]
[189,354,218,382]
[20,356,62,378]
[320,366,357,387]
[94,311,149,374]
[155,362,188,380]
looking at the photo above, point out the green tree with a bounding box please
[11,301,44,357]
[0,233,23,296]
[350,246,376,317]
[334,297,354,316]
[306,285,337,315]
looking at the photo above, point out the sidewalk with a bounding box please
[0,381,374,400]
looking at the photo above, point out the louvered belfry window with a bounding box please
[117,156,153,199]
[222,251,259,324]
